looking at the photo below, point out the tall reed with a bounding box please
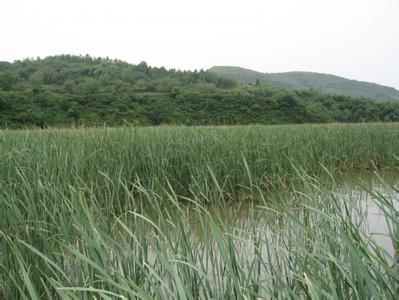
[1,124,398,298]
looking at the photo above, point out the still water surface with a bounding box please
[198,171,398,259]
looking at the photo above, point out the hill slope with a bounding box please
[1,55,399,128]
[209,66,399,102]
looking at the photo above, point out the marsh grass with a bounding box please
[0,124,398,298]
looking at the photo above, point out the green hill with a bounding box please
[1,55,399,128]
[209,66,399,102]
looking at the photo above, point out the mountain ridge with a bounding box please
[209,66,399,102]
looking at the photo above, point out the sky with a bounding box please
[1,0,398,89]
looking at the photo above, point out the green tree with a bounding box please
[63,79,76,94]
[30,67,57,84]
[0,71,18,91]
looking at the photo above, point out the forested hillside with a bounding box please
[0,55,399,128]
[209,66,399,102]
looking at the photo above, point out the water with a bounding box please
[184,171,399,273]
[339,178,398,259]
[124,171,399,296]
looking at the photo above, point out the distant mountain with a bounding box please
[209,66,399,102]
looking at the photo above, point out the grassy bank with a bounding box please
[1,124,398,298]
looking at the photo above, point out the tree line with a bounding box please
[0,55,398,128]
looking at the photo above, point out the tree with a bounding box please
[30,67,58,84]
[63,80,76,94]
[79,79,100,95]
[0,71,18,91]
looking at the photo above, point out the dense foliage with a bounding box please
[1,55,399,128]
[210,66,399,101]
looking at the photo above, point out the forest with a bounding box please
[0,55,399,128]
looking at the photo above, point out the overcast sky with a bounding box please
[1,0,398,88]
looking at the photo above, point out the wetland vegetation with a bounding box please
[0,123,398,299]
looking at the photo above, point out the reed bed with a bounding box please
[0,124,398,299]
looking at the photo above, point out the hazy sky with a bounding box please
[1,0,398,88]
